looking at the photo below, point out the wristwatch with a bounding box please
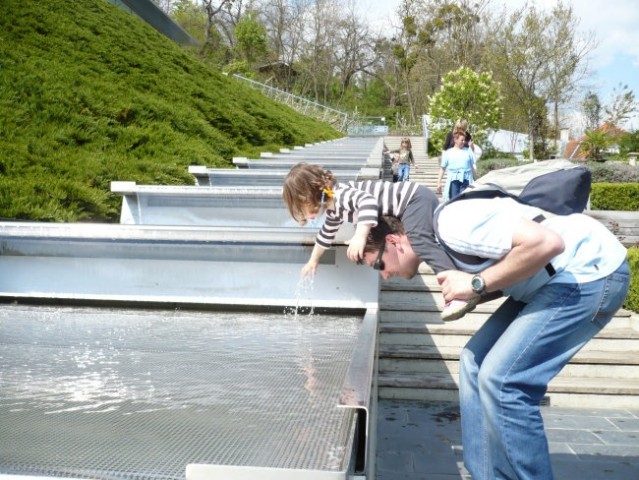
[471,274,487,296]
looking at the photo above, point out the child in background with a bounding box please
[395,137,415,182]
[282,162,478,321]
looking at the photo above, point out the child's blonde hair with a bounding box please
[283,163,336,225]
[401,137,412,149]
[454,118,469,131]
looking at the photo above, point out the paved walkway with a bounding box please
[376,399,639,479]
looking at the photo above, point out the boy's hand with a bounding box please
[301,259,319,278]
[346,224,371,262]
[346,235,366,262]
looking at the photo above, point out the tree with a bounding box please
[604,83,639,126]
[581,129,611,162]
[543,1,595,147]
[427,66,502,149]
[582,91,601,131]
[234,11,268,66]
[393,12,421,124]
[332,5,381,100]
[486,3,591,161]
[201,0,235,55]
[422,0,488,69]
[172,0,209,45]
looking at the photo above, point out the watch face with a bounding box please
[472,276,484,292]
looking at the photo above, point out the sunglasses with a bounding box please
[373,242,386,271]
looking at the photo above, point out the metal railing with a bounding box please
[233,75,350,133]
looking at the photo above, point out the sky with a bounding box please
[359,0,639,131]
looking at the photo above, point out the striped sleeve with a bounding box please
[316,212,344,249]
[348,180,418,217]
[316,181,419,248]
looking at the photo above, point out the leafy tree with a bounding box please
[604,83,639,126]
[427,66,502,149]
[581,129,611,162]
[201,0,235,55]
[234,11,268,66]
[582,90,602,131]
[422,0,488,69]
[172,0,208,44]
[393,12,421,124]
[543,1,594,148]
[619,130,639,157]
[486,3,590,161]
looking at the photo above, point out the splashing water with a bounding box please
[284,274,315,319]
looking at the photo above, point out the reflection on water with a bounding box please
[0,304,362,478]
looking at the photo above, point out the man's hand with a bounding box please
[436,270,477,303]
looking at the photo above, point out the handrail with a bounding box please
[233,74,350,132]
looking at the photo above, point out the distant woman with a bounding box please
[442,118,482,162]
[437,129,477,201]
[442,118,473,151]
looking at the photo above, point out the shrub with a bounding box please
[625,248,639,313]
[590,183,639,211]
[586,161,639,183]
[476,157,521,177]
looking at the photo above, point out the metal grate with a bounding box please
[0,305,362,480]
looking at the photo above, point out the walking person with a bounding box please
[437,129,477,200]
[395,137,415,182]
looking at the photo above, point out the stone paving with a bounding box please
[376,399,639,479]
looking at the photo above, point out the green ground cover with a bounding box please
[0,0,340,222]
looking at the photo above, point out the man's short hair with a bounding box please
[364,216,405,254]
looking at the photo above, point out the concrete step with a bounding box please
[379,357,639,378]
[380,318,639,342]
[382,274,443,291]
[380,309,635,332]
[379,372,639,394]
[379,332,639,352]
[380,290,506,312]
[378,343,639,366]
[380,307,637,329]
[378,373,639,409]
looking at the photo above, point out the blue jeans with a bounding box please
[398,163,410,181]
[449,179,469,199]
[460,260,630,479]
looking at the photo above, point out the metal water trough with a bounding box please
[0,221,379,480]
[187,167,364,187]
[110,183,296,226]
[0,137,383,480]
[282,137,381,152]
[232,157,379,171]
[232,137,385,172]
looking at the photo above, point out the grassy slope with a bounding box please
[0,0,341,222]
